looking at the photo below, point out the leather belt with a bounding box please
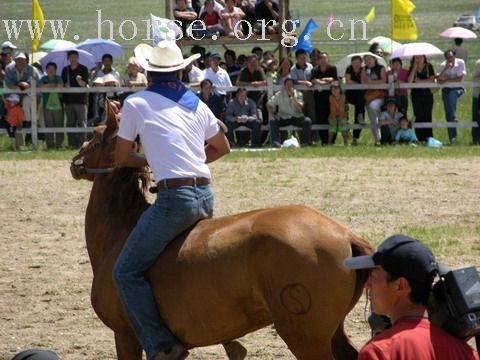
[157,177,210,190]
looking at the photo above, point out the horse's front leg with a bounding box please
[114,331,143,360]
[223,340,247,360]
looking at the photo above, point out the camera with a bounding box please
[428,266,480,340]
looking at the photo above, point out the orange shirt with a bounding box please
[329,94,347,118]
[359,318,479,360]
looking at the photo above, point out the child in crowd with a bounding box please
[328,81,350,145]
[221,0,245,36]
[3,94,25,151]
[395,116,418,144]
[378,97,404,144]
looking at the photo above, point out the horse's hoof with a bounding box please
[223,341,247,360]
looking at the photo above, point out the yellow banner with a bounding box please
[32,0,45,52]
[391,0,417,40]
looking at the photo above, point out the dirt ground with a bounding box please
[0,157,479,359]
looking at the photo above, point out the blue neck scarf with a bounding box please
[146,73,199,111]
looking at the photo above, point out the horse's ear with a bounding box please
[105,99,120,131]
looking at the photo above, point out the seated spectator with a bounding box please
[437,49,466,145]
[203,52,232,102]
[345,55,365,146]
[388,57,409,115]
[97,53,122,84]
[39,62,64,149]
[182,56,204,88]
[235,0,256,35]
[199,78,227,120]
[221,0,245,36]
[198,0,224,16]
[378,97,403,145]
[395,116,418,144]
[253,0,279,34]
[225,88,262,147]
[123,57,147,87]
[328,82,350,145]
[174,0,198,37]
[224,49,241,84]
[267,78,312,147]
[197,0,226,38]
[344,234,479,360]
[236,54,266,104]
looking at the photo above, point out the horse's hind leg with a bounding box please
[114,331,142,360]
[223,340,247,360]
[331,321,358,360]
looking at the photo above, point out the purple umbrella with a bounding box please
[40,47,95,75]
[389,42,444,60]
[77,38,124,63]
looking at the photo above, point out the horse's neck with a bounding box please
[85,175,148,272]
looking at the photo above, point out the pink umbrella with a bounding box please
[440,27,477,39]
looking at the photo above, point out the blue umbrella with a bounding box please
[40,47,95,75]
[77,38,124,63]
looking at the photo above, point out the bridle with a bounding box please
[71,128,118,176]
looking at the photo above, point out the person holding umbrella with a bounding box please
[408,55,436,143]
[436,49,466,145]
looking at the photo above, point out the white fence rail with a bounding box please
[1,78,479,149]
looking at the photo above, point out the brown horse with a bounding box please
[70,102,373,360]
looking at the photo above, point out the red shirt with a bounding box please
[359,318,479,360]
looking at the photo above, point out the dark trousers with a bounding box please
[396,94,408,117]
[346,91,365,140]
[411,90,433,142]
[226,120,262,147]
[65,103,87,149]
[269,116,312,146]
[314,91,331,145]
[472,96,480,145]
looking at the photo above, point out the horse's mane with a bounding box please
[103,166,151,218]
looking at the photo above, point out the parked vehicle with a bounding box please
[453,14,480,31]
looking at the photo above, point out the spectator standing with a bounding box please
[61,50,89,149]
[267,78,312,147]
[236,54,266,104]
[221,0,245,36]
[344,234,479,360]
[328,82,350,145]
[174,0,197,37]
[290,49,315,131]
[204,52,232,102]
[276,56,293,85]
[407,55,435,143]
[224,49,241,84]
[182,58,204,88]
[199,78,227,120]
[453,38,468,63]
[361,53,387,145]
[345,55,366,145]
[225,88,262,147]
[123,57,147,88]
[378,97,403,145]
[39,62,64,149]
[472,59,480,145]
[97,54,122,84]
[388,58,409,115]
[311,51,338,145]
[437,49,466,145]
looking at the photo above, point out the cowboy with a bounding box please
[113,41,230,360]
[344,235,479,360]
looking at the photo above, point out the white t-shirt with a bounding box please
[203,67,233,95]
[118,90,220,182]
[437,58,466,81]
[188,65,204,83]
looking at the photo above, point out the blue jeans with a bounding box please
[113,184,214,359]
[472,96,480,145]
[442,88,464,140]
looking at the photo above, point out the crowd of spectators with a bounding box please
[0,37,480,151]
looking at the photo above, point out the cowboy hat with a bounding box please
[134,41,200,73]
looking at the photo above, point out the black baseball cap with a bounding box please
[344,234,438,282]
[11,349,61,360]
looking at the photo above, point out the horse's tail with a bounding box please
[348,235,374,311]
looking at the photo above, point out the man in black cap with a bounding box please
[344,235,479,360]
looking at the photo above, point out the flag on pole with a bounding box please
[32,0,45,52]
[391,0,418,40]
[293,18,319,53]
[365,6,375,23]
[150,14,182,45]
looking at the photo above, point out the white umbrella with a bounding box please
[440,27,477,39]
[389,42,444,60]
[368,36,402,54]
[40,47,95,76]
[335,52,388,77]
[39,39,76,51]
[77,38,124,63]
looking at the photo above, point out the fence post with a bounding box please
[267,76,274,119]
[388,74,395,97]
[30,77,38,151]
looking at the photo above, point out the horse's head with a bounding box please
[70,100,120,181]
